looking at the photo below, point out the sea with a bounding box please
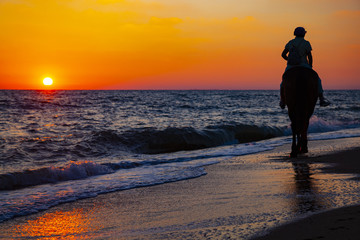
[0,90,360,224]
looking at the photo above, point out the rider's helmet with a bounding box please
[294,27,307,37]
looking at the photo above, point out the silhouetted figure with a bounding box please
[279,27,330,109]
[282,67,318,157]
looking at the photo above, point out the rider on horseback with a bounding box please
[279,27,331,109]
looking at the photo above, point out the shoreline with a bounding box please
[0,137,359,239]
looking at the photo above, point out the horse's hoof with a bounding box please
[300,148,308,154]
[290,152,297,158]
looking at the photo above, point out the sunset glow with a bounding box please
[0,0,359,90]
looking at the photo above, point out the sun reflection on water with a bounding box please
[7,208,100,240]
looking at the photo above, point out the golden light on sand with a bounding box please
[7,208,98,239]
[43,77,53,86]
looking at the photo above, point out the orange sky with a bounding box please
[0,0,359,90]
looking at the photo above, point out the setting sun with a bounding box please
[43,77,53,86]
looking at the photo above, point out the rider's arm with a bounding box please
[307,52,313,67]
[281,49,289,61]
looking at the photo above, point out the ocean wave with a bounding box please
[0,156,208,191]
[89,124,286,154]
[308,116,360,133]
[87,119,360,155]
[3,135,269,191]
[0,161,115,191]
[3,119,359,168]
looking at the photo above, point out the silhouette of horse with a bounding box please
[282,67,318,157]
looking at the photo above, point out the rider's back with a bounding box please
[285,37,312,67]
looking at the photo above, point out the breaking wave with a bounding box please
[90,124,286,154]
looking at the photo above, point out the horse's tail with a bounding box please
[294,70,309,134]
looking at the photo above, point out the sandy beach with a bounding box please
[252,204,360,240]
[0,137,359,239]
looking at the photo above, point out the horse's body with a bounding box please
[282,67,318,157]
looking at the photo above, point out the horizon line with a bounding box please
[1,88,360,91]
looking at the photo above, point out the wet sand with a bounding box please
[0,137,359,239]
[252,146,360,240]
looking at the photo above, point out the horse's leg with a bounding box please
[299,133,308,153]
[290,124,298,158]
[297,133,302,153]
[300,121,309,153]
[300,120,309,153]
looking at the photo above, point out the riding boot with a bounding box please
[319,93,331,107]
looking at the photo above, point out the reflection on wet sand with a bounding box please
[291,161,324,214]
[7,207,100,239]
